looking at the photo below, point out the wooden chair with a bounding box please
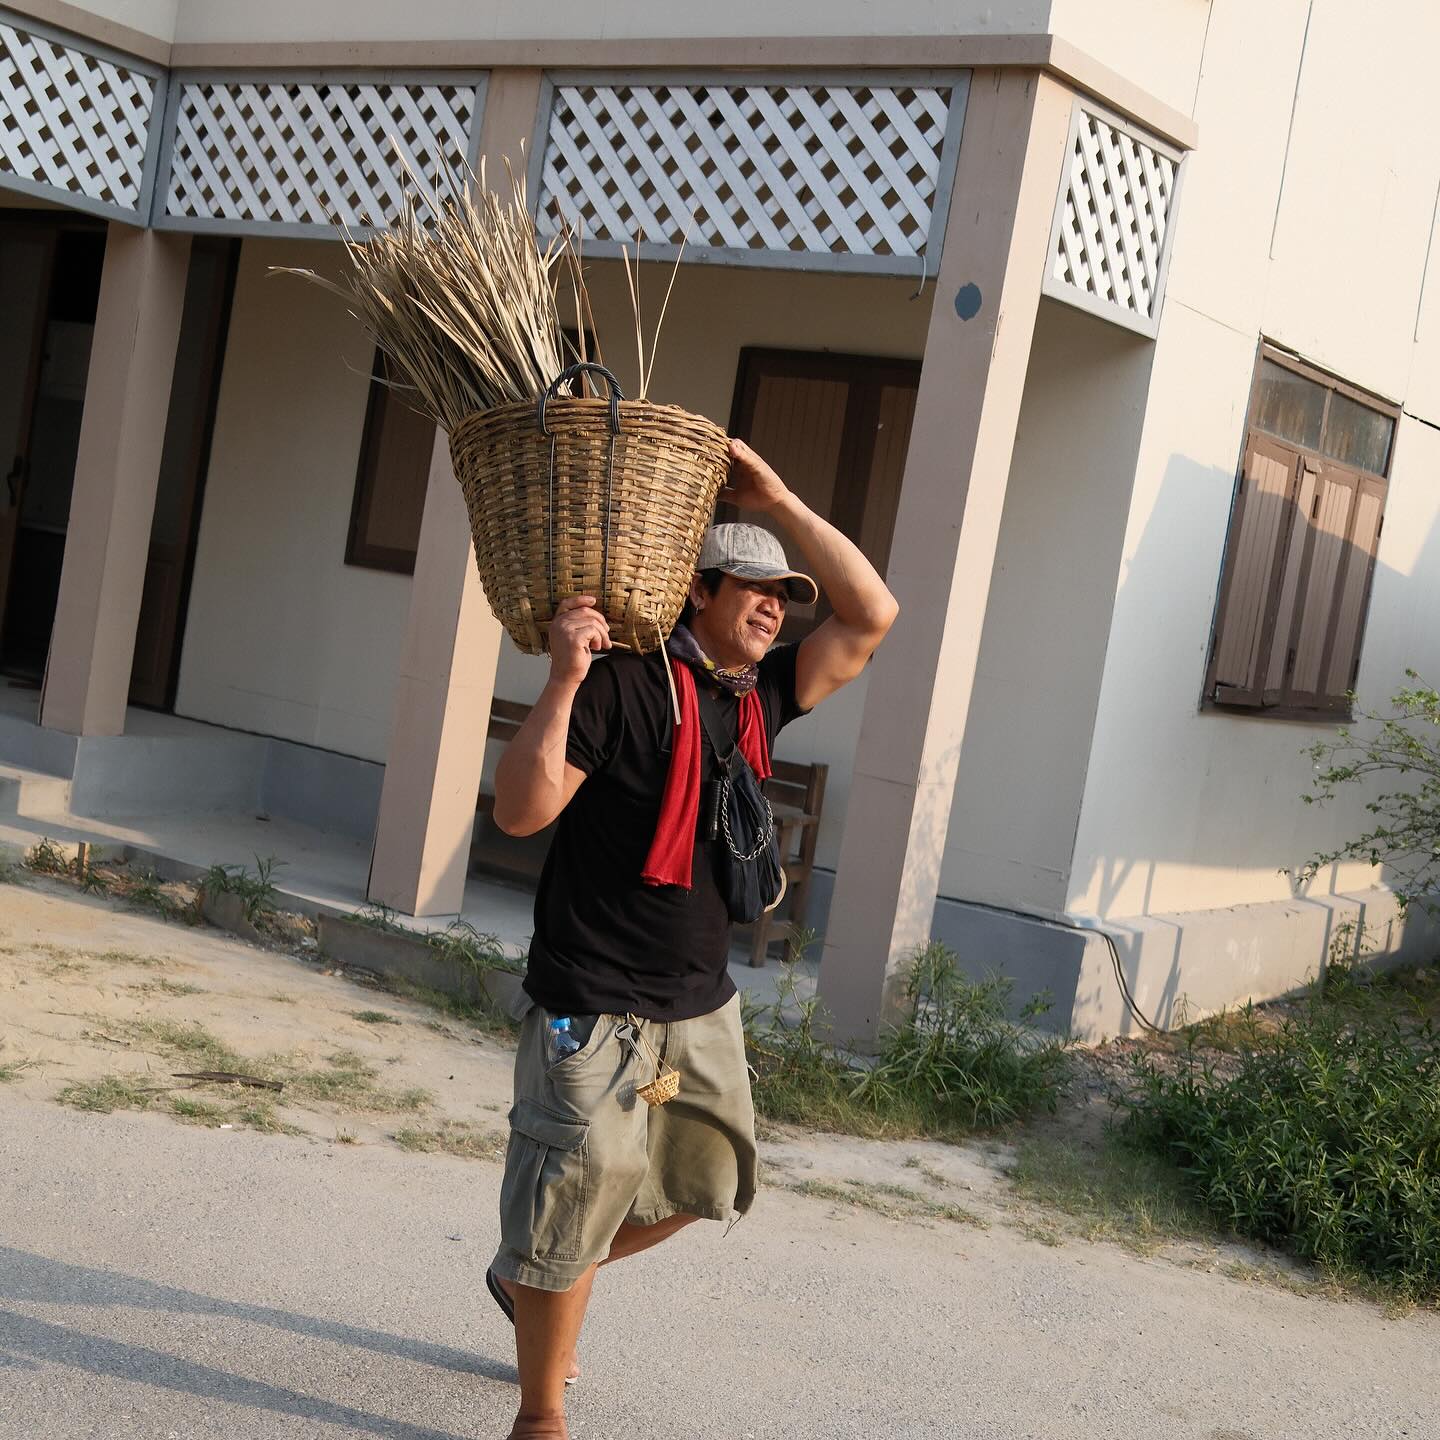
[745,759,828,967]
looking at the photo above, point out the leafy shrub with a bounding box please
[1119,994,1440,1300]
[1298,671,1440,912]
[745,939,1069,1139]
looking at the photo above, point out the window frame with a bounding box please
[345,348,436,576]
[1203,344,1400,722]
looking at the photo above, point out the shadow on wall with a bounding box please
[1065,443,1440,1028]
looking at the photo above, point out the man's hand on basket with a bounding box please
[721,439,790,512]
[549,595,611,686]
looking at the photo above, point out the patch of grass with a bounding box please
[351,1010,401,1026]
[746,940,1071,1142]
[392,1121,505,1160]
[335,1128,359,1145]
[787,1177,985,1227]
[903,1155,953,1188]
[1007,1133,1215,1254]
[268,992,297,1004]
[0,1056,36,1082]
[202,855,282,924]
[124,979,203,999]
[0,859,30,885]
[57,1074,159,1113]
[25,838,68,875]
[1012,1218,1063,1247]
[284,1049,430,1113]
[94,949,171,969]
[234,1102,301,1135]
[169,1095,230,1124]
[118,1018,247,1074]
[1119,974,1440,1304]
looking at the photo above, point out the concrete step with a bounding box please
[0,764,73,819]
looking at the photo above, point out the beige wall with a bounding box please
[12,0,178,43]
[1048,0,1208,117]
[1067,0,1440,921]
[174,238,412,762]
[939,298,1153,912]
[167,0,1050,44]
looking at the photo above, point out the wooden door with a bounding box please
[0,225,57,645]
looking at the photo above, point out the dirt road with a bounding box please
[1,879,1436,1438]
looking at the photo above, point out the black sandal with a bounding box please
[486,1266,516,1324]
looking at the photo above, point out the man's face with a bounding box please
[690,574,788,667]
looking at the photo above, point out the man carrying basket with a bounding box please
[487,438,899,1440]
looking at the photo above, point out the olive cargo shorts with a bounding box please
[491,994,758,1293]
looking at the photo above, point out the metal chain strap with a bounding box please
[716,773,777,863]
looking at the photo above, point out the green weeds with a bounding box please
[202,855,281,924]
[25,838,68,875]
[745,938,1070,1141]
[1117,966,1440,1302]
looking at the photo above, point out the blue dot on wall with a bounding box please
[954,283,982,321]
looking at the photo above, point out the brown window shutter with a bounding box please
[1323,475,1385,701]
[1261,458,1320,699]
[1280,467,1385,712]
[1209,435,1302,706]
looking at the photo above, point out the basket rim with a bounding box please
[450,394,732,440]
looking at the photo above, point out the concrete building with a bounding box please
[3,0,1439,1042]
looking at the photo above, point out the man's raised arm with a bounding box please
[723,439,899,710]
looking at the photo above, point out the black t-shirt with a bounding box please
[523,644,807,1021]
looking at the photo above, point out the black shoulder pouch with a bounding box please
[693,685,785,925]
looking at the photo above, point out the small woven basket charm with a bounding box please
[450,363,731,656]
[629,1021,681,1107]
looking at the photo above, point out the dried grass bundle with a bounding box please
[277,157,573,431]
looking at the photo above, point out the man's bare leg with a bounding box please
[500,1212,700,1411]
[601,1212,698,1265]
[508,1267,596,1440]
[495,1274,583,1383]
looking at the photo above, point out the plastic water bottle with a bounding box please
[548,1015,581,1063]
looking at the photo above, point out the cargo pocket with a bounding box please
[499,1099,590,1262]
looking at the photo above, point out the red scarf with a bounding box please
[641,661,772,890]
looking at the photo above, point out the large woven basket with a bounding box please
[449,363,730,655]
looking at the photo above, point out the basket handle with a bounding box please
[538,362,624,436]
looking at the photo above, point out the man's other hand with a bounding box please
[549,596,611,687]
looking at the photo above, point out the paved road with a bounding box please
[1,1097,1434,1439]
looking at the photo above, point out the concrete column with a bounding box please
[40,224,191,737]
[367,69,543,916]
[816,71,1077,1044]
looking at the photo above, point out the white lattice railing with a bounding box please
[159,77,482,232]
[1045,102,1182,336]
[0,15,161,218]
[534,77,965,272]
